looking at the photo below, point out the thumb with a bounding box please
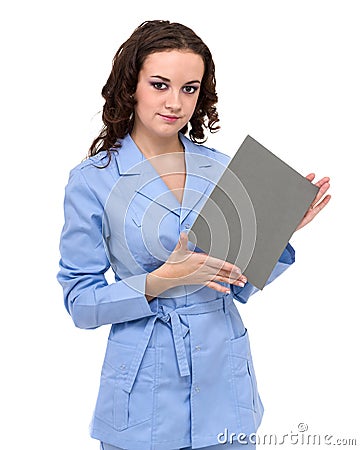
[175,231,188,251]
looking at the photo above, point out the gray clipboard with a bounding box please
[188,135,319,289]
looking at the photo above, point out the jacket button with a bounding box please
[195,345,201,351]
[194,386,201,393]
[184,223,190,229]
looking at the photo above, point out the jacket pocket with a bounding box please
[94,339,156,431]
[229,329,258,412]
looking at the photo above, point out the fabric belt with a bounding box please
[123,296,230,393]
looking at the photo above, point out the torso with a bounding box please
[146,152,186,205]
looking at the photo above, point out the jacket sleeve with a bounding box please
[57,167,155,329]
[230,242,296,304]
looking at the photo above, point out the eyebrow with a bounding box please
[150,75,201,84]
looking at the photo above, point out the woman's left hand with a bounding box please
[295,173,331,231]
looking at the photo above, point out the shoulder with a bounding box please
[201,143,231,165]
[67,149,119,183]
[64,150,120,204]
[180,134,231,166]
[69,150,114,176]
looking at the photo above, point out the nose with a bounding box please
[165,89,181,112]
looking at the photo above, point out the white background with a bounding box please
[1,1,359,449]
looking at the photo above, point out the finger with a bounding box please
[216,270,247,283]
[216,275,246,286]
[311,194,332,214]
[194,256,246,283]
[303,194,331,228]
[211,268,247,283]
[174,232,184,250]
[306,174,330,204]
[211,263,247,283]
[175,232,188,251]
[296,189,331,230]
[204,254,243,275]
[206,280,231,294]
[318,182,330,198]
[315,176,330,187]
[305,173,316,182]
[310,182,330,208]
[180,231,188,242]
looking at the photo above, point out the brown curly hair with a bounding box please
[88,20,220,163]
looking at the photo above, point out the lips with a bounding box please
[158,114,181,122]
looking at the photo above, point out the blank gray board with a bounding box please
[188,135,319,289]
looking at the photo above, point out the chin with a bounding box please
[155,127,184,138]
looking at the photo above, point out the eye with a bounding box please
[151,82,168,90]
[183,85,198,94]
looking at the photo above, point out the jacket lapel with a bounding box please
[114,133,223,225]
[179,134,226,224]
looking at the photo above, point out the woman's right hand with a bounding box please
[146,232,247,300]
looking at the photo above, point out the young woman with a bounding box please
[57,20,330,450]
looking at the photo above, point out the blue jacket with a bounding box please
[57,133,295,449]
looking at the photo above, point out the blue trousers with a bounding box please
[101,442,256,449]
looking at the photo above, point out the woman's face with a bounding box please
[132,50,204,141]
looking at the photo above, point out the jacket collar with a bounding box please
[113,133,223,224]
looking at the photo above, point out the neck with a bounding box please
[131,129,184,157]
